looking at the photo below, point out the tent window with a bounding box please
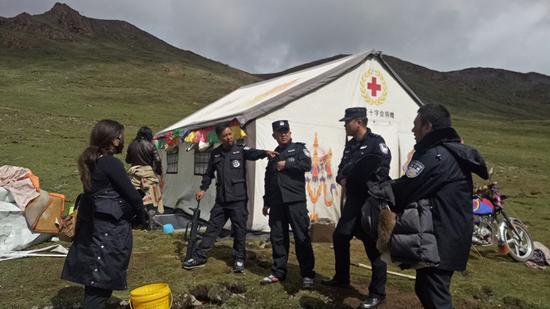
[194,150,211,176]
[166,147,179,174]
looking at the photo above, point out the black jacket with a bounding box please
[201,143,267,203]
[263,141,312,206]
[62,155,145,290]
[335,129,391,236]
[337,129,392,196]
[125,138,162,176]
[392,128,488,271]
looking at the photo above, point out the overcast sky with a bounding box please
[2,0,550,75]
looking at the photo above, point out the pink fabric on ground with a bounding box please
[0,165,40,209]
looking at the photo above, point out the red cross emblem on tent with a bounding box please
[360,68,387,105]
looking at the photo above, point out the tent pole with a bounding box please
[352,262,416,280]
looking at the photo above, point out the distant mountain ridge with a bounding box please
[383,55,550,118]
[256,53,550,119]
[1,3,170,48]
[0,2,252,78]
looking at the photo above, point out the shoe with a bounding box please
[182,258,206,270]
[260,274,280,285]
[233,260,245,273]
[321,277,351,289]
[359,295,386,308]
[303,277,314,289]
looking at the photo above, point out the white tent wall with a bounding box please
[250,57,418,230]
[160,145,214,214]
[158,51,421,232]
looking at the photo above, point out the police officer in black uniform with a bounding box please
[260,120,315,289]
[183,123,277,272]
[322,107,391,309]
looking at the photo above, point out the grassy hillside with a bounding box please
[0,3,259,200]
[384,55,550,120]
[1,3,549,309]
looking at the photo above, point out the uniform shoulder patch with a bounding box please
[303,148,311,158]
[405,160,424,178]
[379,143,389,155]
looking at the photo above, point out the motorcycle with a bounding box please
[472,174,534,262]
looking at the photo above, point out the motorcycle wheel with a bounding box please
[502,219,534,262]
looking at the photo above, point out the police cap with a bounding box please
[339,107,367,122]
[272,120,290,132]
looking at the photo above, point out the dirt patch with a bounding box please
[338,285,420,309]
[188,281,247,306]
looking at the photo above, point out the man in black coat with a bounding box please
[392,104,488,309]
[260,120,315,289]
[322,107,391,309]
[183,123,276,272]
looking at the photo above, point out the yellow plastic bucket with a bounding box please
[130,283,172,309]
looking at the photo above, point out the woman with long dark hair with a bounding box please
[61,119,146,309]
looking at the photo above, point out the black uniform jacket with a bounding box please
[337,129,392,196]
[62,155,145,290]
[336,129,391,235]
[392,128,488,271]
[200,143,267,203]
[263,141,312,206]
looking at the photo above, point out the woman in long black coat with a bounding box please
[62,119,146,309]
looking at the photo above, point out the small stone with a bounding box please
[119,299,130,307]
[189,294,202,306]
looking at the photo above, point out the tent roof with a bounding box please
[158,50,423,135]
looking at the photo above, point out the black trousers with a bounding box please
[83,285,112,309]
[332,194,387,297]
[415,268,454,309]
[268,201,315,279]
[195,201,247,261]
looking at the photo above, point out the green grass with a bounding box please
[1,23,550,307]
[0,34,258,201]
[2,103,548,308]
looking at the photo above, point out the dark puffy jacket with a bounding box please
[263,141,311,206]
[392,128,488,271]
[390,199,440,269]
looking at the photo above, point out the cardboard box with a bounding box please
[33,193,65,234]
[309,220,335,243]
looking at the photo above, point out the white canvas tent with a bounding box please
[157,50,423,232]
